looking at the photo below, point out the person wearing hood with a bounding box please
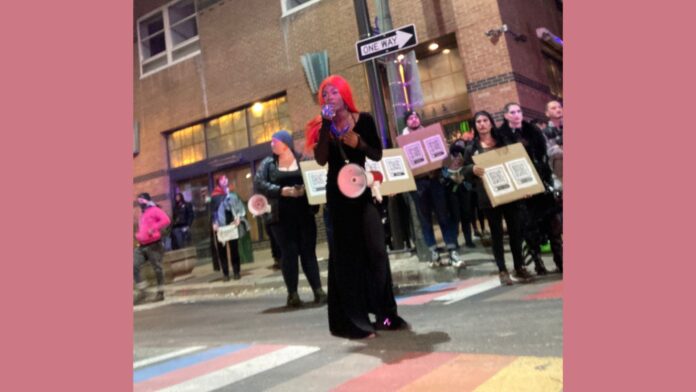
[498,102,563,274]
[171,192,194,250]
[133,192,171,302]
[211,175,247,281]
[254,130,326,307]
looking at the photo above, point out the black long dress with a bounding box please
[314,112,407,338]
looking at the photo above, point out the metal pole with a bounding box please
[353,0,389,148]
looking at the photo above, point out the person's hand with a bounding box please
[321,104,335,120]
[341,130,360,148]
[294,185,305,197]
[473,165,485,177]
[212,223,219,232]
[148,228,154,235]
[281,186,295,197]
[233,217,241,226]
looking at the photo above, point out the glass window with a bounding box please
[137,0,200,77]
[206,110,249,158]
[247,96,290,145]
[168,124,206,168]
[417,47,469,121]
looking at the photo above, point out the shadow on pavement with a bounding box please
[346,329,452,364]
[259,301,327,314]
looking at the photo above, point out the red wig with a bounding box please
[305,75,360,151]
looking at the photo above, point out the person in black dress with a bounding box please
[306,75,407,339]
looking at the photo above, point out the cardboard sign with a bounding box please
[471,143,545,207]
[299,148,417,205]
[396,123,448,176]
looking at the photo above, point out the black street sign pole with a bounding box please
[353,0,389,148]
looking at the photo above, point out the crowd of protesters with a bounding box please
[132,73,563,338]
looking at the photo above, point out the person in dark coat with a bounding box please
[498,103,563,274]
[254,130,326,307]
[455,111,533,284]
[171,192,194,250]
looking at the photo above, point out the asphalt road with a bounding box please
[134,274,563,391]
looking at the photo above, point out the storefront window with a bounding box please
[248,96,291,145]
[417,47,469,121]
[168,124,206,168]
[206,109,249,157]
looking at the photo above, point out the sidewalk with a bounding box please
[144,234,557,302]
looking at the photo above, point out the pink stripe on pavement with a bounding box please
[524,281,563,300]
[134,344,284,392]
[332,352,458,391]
[398,277,492,305]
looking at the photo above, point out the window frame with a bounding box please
[137,0,201,79]
[280,0,321,17]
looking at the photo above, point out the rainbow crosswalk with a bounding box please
[396,278,563,305]
[134,344,563,391]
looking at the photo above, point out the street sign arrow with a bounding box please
[356,24,418,63]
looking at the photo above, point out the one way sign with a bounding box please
[355,24,418,63]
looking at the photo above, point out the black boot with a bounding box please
[286,292,301,308]
[534,256,549,276]
[313,288,327,304]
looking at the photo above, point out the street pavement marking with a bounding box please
[398,353,516,392]
[134,344,282,391]
[134,344,249,383]
[265,352,399,392]
[472,356,563,392]
[156,345,320,392]
[523,281,563,300]
[433,277,502,305]
[397,277,502,306]
[333,352,459,391]
[483,279,563,302]
[134,346,207,369]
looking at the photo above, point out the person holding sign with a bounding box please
[254,130,326,308]
[498,103,563,275]
[306,75,408,339]
[402,110,463,268]
[211,175,245,281]
[458,111,532,285]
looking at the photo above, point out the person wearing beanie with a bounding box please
[133,192,171,303]
[254,130,326,307]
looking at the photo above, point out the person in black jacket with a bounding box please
[171,192,194,250]
[498,103,563,274]
[254,130,326,307]
[455,111,532,284]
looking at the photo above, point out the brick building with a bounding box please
[132,0,562,255]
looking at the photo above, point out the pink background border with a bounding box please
[4,1,690,390]
[4,1,132,390]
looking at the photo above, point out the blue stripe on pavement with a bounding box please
[133,344,250,383]
[395,282,458,300]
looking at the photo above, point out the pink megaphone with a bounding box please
[337,164,384,202]
[248,194,271,216]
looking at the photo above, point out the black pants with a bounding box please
[271,214,321,294]
[484,203,525,272]
[133,241,164,290]
[449,185,474,245]
[265,223,282,261]
[521,193,563,270]
[216,239,240,277]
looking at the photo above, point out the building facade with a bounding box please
[132,0,562,255]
